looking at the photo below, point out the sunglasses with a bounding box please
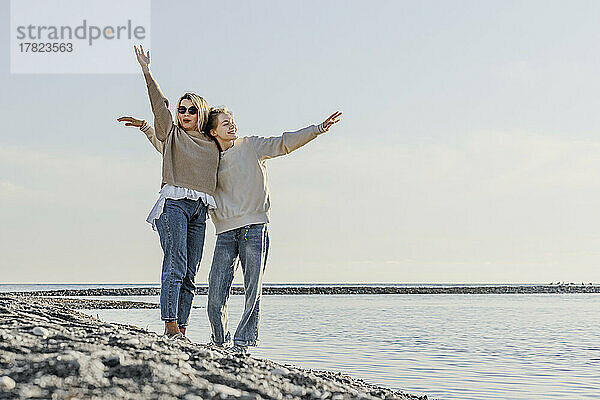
[178,106,198,115]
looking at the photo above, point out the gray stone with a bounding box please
[271,367,290,376]
[0,376,16,391]
[31,326,49,337]
[104,354,124,367]
[184,395,205,400]
[19,385,43,398]
[213,384,243,397]
[124,338,141,346]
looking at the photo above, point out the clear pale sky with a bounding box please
[2,0,600,283]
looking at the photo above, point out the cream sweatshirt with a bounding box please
[142,123,326,234]
[143,71,220,196]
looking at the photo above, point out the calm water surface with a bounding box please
[1,283,564,293]
[76,294,600,400]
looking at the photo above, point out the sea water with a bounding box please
[71,293,600,400]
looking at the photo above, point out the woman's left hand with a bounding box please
[322,111,342,132]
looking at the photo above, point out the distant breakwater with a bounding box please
[6,285,600,297]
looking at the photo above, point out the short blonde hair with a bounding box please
[176,92,210,132]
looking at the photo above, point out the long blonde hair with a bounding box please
[176,92,210,132]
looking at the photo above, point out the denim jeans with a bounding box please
[155,198,207,327]
[207,224,269,346]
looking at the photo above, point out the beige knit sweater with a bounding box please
[144,71,219,196]
[141,123,326,234]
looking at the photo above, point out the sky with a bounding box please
[2,0,600,283]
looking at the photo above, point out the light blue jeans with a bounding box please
[207,224,269,346]
[155,198,207,327]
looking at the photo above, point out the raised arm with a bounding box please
[249,112,342,161]
[135,45,174,141]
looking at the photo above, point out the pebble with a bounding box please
[184,395,204,400]
[291,387,306,396]
[104,354,124,367]
[174,352,190,361]
[0,376,16,391]
[271,367,290,376]
[31,326,49,337]
[213,384,242,397]
[19,385,42,398]
[239,394,262,400]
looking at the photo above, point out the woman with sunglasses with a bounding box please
[119,107,341,352]
[121,46,220,340]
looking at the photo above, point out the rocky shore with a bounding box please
[0,296,424,400]
[5,284,599,297]
[42,298,161,310]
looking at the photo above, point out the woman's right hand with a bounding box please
[117,116,145,128]
[134,45,150,71]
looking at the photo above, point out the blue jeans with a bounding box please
[207,224,269,346]
[155,198,207,327]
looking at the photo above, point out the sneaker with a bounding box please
[228,344,249,355]
[165,332,190,342]
[206,340,231,350]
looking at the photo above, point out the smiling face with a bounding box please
[210,112,238,147]
[177,98,199,132]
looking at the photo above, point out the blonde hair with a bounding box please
[176,92,210,132]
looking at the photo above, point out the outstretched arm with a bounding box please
[117,116,163,153]
[250,112,342,160]
[135,45,173,141]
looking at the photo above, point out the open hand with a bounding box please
[134,45,150,70]
[117,116,145,128]
[321,111,342,132]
